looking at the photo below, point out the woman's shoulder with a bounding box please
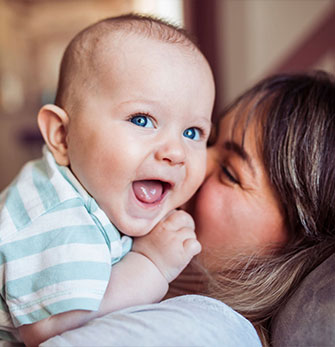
[41,294,261,347]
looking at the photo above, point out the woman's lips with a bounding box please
[132,180,171,204]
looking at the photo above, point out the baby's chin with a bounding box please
[113,216,159,238]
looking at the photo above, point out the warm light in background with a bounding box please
[134,0,184,26]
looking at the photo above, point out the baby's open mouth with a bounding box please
[132,180,171,204]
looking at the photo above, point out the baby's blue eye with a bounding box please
[130,114,154,128]
[183,127,201,140]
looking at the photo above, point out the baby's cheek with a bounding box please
[205,147,217,178]
[181,151,207,204]
[197,154,208,183]
[189,170,206,199]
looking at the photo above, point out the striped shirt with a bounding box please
[0,146,132,343]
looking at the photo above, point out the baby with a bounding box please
[0,14,215,346]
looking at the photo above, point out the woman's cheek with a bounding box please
[193,177,226,248]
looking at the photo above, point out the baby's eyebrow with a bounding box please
[196,117,212,130]
[223,141,255,176]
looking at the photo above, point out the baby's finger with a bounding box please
[174,225,197,241]
[164,210,195,230]
[183,238,202,257]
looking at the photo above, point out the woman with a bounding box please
[185,69,335,344]
[42,70,335,347]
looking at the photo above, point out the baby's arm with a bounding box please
[19,210,201,347]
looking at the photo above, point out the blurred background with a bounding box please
[0,0,334,190]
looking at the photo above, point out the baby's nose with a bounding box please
[155,140,186,165]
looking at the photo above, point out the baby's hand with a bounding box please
[132,210,201,283]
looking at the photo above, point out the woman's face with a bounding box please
[192,110,288,269]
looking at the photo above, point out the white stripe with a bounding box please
[8,279,106,316]
[1,206,96,245]
[57,165,91,203]
[15,162,45,221]
[4,243,110,282]
[45,152,89,204]
[42,148,89,207]
[110,240,123,259]
[49,169,80,203]
[93,207,111,226]
[0,206,18,239]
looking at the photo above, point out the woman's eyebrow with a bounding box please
[223,141,256,175]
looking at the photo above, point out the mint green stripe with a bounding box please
[13,298,101,327]
[90,212,111,249]
[6,261,110,297]
[51,198,83,212]
[5,185,31,230]
[33,161,60,211]
[0,225,107,265]
[0,329,19,343]
[0,297,9,312]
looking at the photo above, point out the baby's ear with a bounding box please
[37,104,70,166]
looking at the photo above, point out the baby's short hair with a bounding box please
[55,14,199,112]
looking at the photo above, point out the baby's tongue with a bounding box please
[133,180,163,203]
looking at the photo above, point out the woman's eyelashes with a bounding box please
[220,164,240,184]
[129,113,155,128]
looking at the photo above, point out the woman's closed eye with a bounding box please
[220,164,240,184]
[129,113,155,128]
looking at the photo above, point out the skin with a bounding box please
[191,110,288,270]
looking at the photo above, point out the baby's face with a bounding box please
[65,35,215,236]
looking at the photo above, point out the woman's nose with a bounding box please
[155,139,186,165]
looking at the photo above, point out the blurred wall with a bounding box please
[216,0,334,109]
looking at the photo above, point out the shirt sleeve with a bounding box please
[3,203,112,327]
[40,295,262,347]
